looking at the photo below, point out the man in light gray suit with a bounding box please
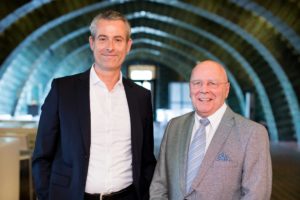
[150,60,272,200]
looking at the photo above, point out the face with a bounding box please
[89,19,132,72]
[189,61,230,117]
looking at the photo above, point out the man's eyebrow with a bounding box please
[96,34,107,38]
[114,35,125,39]
[96,35,125,39]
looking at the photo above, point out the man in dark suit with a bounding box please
[32,10,156,200]
[150,60,272,200]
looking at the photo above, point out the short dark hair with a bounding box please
[89,10,131,40]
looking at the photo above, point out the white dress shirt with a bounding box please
[85,66,132,194]
[191,103,227,152]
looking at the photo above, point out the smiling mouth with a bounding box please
[103,55,116,57]
[101,52,117,56]
[198,97,211,102]
[101,55,117,60]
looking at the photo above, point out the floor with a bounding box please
[22,140,300,200]
[270,142,300,200]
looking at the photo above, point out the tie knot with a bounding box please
[200,118,210,127]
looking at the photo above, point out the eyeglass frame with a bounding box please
[190,80,229,89]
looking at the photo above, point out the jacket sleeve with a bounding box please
[241,124,272,200]
[141,90,157,200]
[149,121,171,200]
[32,79,60,200]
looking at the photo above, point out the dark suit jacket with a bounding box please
[32,69,156,200]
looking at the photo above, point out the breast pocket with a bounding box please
[213,160,238,168]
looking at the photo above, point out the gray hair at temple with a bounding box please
[89,10,131,40]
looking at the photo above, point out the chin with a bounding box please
[196,110,209,116]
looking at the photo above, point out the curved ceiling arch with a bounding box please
[131,27,278,141]
[0,0,51,32]
[54,45,92,78]
[0,2,293,105]
[126,48,244,117]
[229,0,300,53]
[132,39,246,112]
[11,22,246,118]
[0,0,118,79]
[10,22,249,119]
[145,1,300,139]
[42,46,93,99]
[132,27,246,114]
[15,29,246,119]
[14,28,90,115]
[1,7,279,141]
[0,0,299,143]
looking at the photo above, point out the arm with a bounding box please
[149,121,171,200]
[241,125,272,200]
[32,80,60,200]
[141,90,157,200]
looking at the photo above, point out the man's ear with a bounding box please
[225,82,230,98]
[126,38,133,53]
[89,36,95,51]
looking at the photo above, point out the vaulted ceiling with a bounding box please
[1,0,300,144]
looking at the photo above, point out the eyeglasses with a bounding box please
[190,80,228,89]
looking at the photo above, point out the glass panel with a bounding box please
[130,70,153,80]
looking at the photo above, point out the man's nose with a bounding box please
[199,83,209,92]
[106,40,114,51]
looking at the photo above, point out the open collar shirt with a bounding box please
[85,66,132,194]
[192,103,227,152]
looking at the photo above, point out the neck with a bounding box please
[94,66,120,91]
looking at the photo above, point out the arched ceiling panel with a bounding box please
[0,1,280,141]
[132,40,246,113]
[131,23,278,141]
[132,27,246,113]
[126,49,244,117]
[1,0,300,143]
[9,12,277,141]
[14,28,90,115]
[0,0,51,32]
[179,0,300,140]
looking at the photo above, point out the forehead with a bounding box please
[191,64,226,81]
[95,19,127,36]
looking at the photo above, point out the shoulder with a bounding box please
[228,109,268,143]
[233,112,266,132]
[167,111,194,128]
[51,69,89,88]
[170,111,194,123]
[54,70,89,83]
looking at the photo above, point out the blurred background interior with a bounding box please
[0,0,300,199]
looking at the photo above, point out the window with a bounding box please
[169,82,192,109]
[128,65,156,91]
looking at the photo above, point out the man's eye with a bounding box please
[208,81,217,86]
[98,37,107,41]
[193,81,201,85]
[115,38,123,43]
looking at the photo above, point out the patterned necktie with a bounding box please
[186,118,210,193]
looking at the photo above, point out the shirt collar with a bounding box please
[90,65,123,88]
[195,103,227,130]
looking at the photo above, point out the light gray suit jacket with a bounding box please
[150,107,272,200]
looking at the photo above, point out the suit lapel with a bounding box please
[192,107,235,189]
[77,69,91,156]
[179,112,195,194]
[123,78,142,171]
